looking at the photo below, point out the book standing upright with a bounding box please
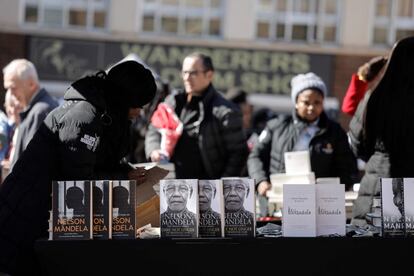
[160,179,199,238]
[198,179,224,238]
[112,180,136,239]
[52,180,93,240]
[93,180,112,239]
[222,178,256,238]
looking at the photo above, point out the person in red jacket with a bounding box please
[341,56,387,116]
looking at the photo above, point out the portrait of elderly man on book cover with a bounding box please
[223,178,255,237]
[160,179,198,238]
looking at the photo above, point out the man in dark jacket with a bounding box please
[248,72,358,216]
[2,59,59,171]
[146,52,248,179]
[0,60,156,275]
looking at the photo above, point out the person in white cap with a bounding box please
[247,72,358,217]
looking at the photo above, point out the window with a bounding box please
[22,0,109,31]
[255,0,341,44]
[373,0,414,46]
[142,0,224,38]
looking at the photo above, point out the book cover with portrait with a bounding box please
[93,180,112,239]
[403,178,414,237]
[112,180,136,239]
[52,180,93,240]
[160,179,199,238]
[222,177,256,238]
[198,179,224,238]
[381,178,405,237]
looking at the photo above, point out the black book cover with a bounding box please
[112,180,136,239]
[52,180,92,240]
[93,180,112,239]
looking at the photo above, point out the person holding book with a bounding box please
[349,37,414,226]
[247,72,358,217]
[0,60,156,275]
[145,52,248,179]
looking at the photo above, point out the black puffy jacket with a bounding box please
[0,76,132,275]
[145,85,248,179]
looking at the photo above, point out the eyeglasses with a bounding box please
[181,70,207,78]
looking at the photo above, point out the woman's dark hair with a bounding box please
[364,36,414,176]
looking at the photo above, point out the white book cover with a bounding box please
[112,180,136,239]
[222,178,256,238]
[381,178,405,237]
[284,150,311,175]
[160,179,199,238]
[198,179,225,238]
[267,172,315,204]
[316,184,346,236]
[282,184,316,237]
[403,178,414,236]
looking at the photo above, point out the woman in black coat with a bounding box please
[350,36,414,225]
[0,60,156,275]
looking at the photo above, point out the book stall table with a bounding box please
[35,236,412,275]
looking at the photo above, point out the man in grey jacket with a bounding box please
[146,52,248,179]
[2,59,59,170]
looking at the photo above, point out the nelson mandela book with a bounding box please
[381,178,405,237]
[222,178,256,238]
[93,180,112,239]
[403,178,414,237]
[198,179,224,238]
[160,179,199,238]
[112,180,136,239]
[52,180,93,240]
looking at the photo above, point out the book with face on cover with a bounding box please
[222,177,256,238]
[198,179,224,238]
[112,180,136,239]
[381,178,405,237]
[93,180,112,239]
[160,179,199,238]
[52,180,93,240]
[282,184,316,237]
[403,178,414,236]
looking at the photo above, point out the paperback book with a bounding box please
[315,184,346,236]
[198,179,224,238]
[222,178,256,238]
[403,178,414,237]
[52,180,93,240]
[282,184,316,237]
[93,180,112,239]
[160,179,199,238]
[381,178,405,237]
[112,180,136,239]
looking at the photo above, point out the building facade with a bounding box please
[1,0,411,128]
